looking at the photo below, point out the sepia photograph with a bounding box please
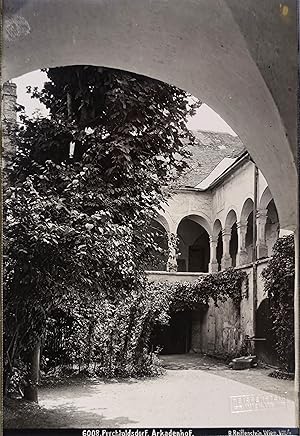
[1,0,299,434]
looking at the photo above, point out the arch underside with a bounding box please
[259,187,274,211]
[225,209,238,228]
[241,198,254,223]
[177,216,210,273]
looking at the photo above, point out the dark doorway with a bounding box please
[255,298,279,366]
[151,310,192,354]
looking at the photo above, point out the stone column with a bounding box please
[256,208,268,259]
[166,232,178,272]
[221,228,232,269]
[209,236,218,273]
[237,221,248,265]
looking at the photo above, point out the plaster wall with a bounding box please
[160,190,212,234]
[212,161,254,226]
[147,271,206,284]
[256,259,270,306]
[198,298,243,356]
[212,160,270,227]
[199,269,253,357]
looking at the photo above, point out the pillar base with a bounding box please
[209,260,218,273]
[221,255,232,270]
[167,259,178,272]
[237,250,248,266]
[257,243,268,259]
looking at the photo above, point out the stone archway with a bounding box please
[3,0,297,232]
[240,198,254,223]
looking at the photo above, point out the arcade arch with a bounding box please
[266,200,280,255]
[259,186,273,211]
[256,195,280,259]
[154,215,170,234]
[240,198,254,263]
[210,219,223,272]
[225,210,238,268]
[177,215,210,273]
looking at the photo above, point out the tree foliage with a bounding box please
[261,235,295,372]
[4,66,201,392]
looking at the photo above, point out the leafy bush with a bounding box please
[261,235,295,372]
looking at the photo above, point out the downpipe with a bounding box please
[252,165,259,349]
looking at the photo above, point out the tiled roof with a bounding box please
[176,130,246,188]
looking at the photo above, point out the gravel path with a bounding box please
[4,355,296,429]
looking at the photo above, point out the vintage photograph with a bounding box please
[1,0,298,433]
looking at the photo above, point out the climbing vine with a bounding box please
[148,268,248,315]
[38,268,247,380]
[261,235,295,372]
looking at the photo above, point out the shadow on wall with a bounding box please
[255,298,279,367]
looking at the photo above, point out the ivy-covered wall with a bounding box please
[147,266,257,359]
[147,269,250,358]
[148,251,292,367]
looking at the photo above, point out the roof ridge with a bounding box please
[190,129,238,137]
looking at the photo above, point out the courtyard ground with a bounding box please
[4,354,296,429]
